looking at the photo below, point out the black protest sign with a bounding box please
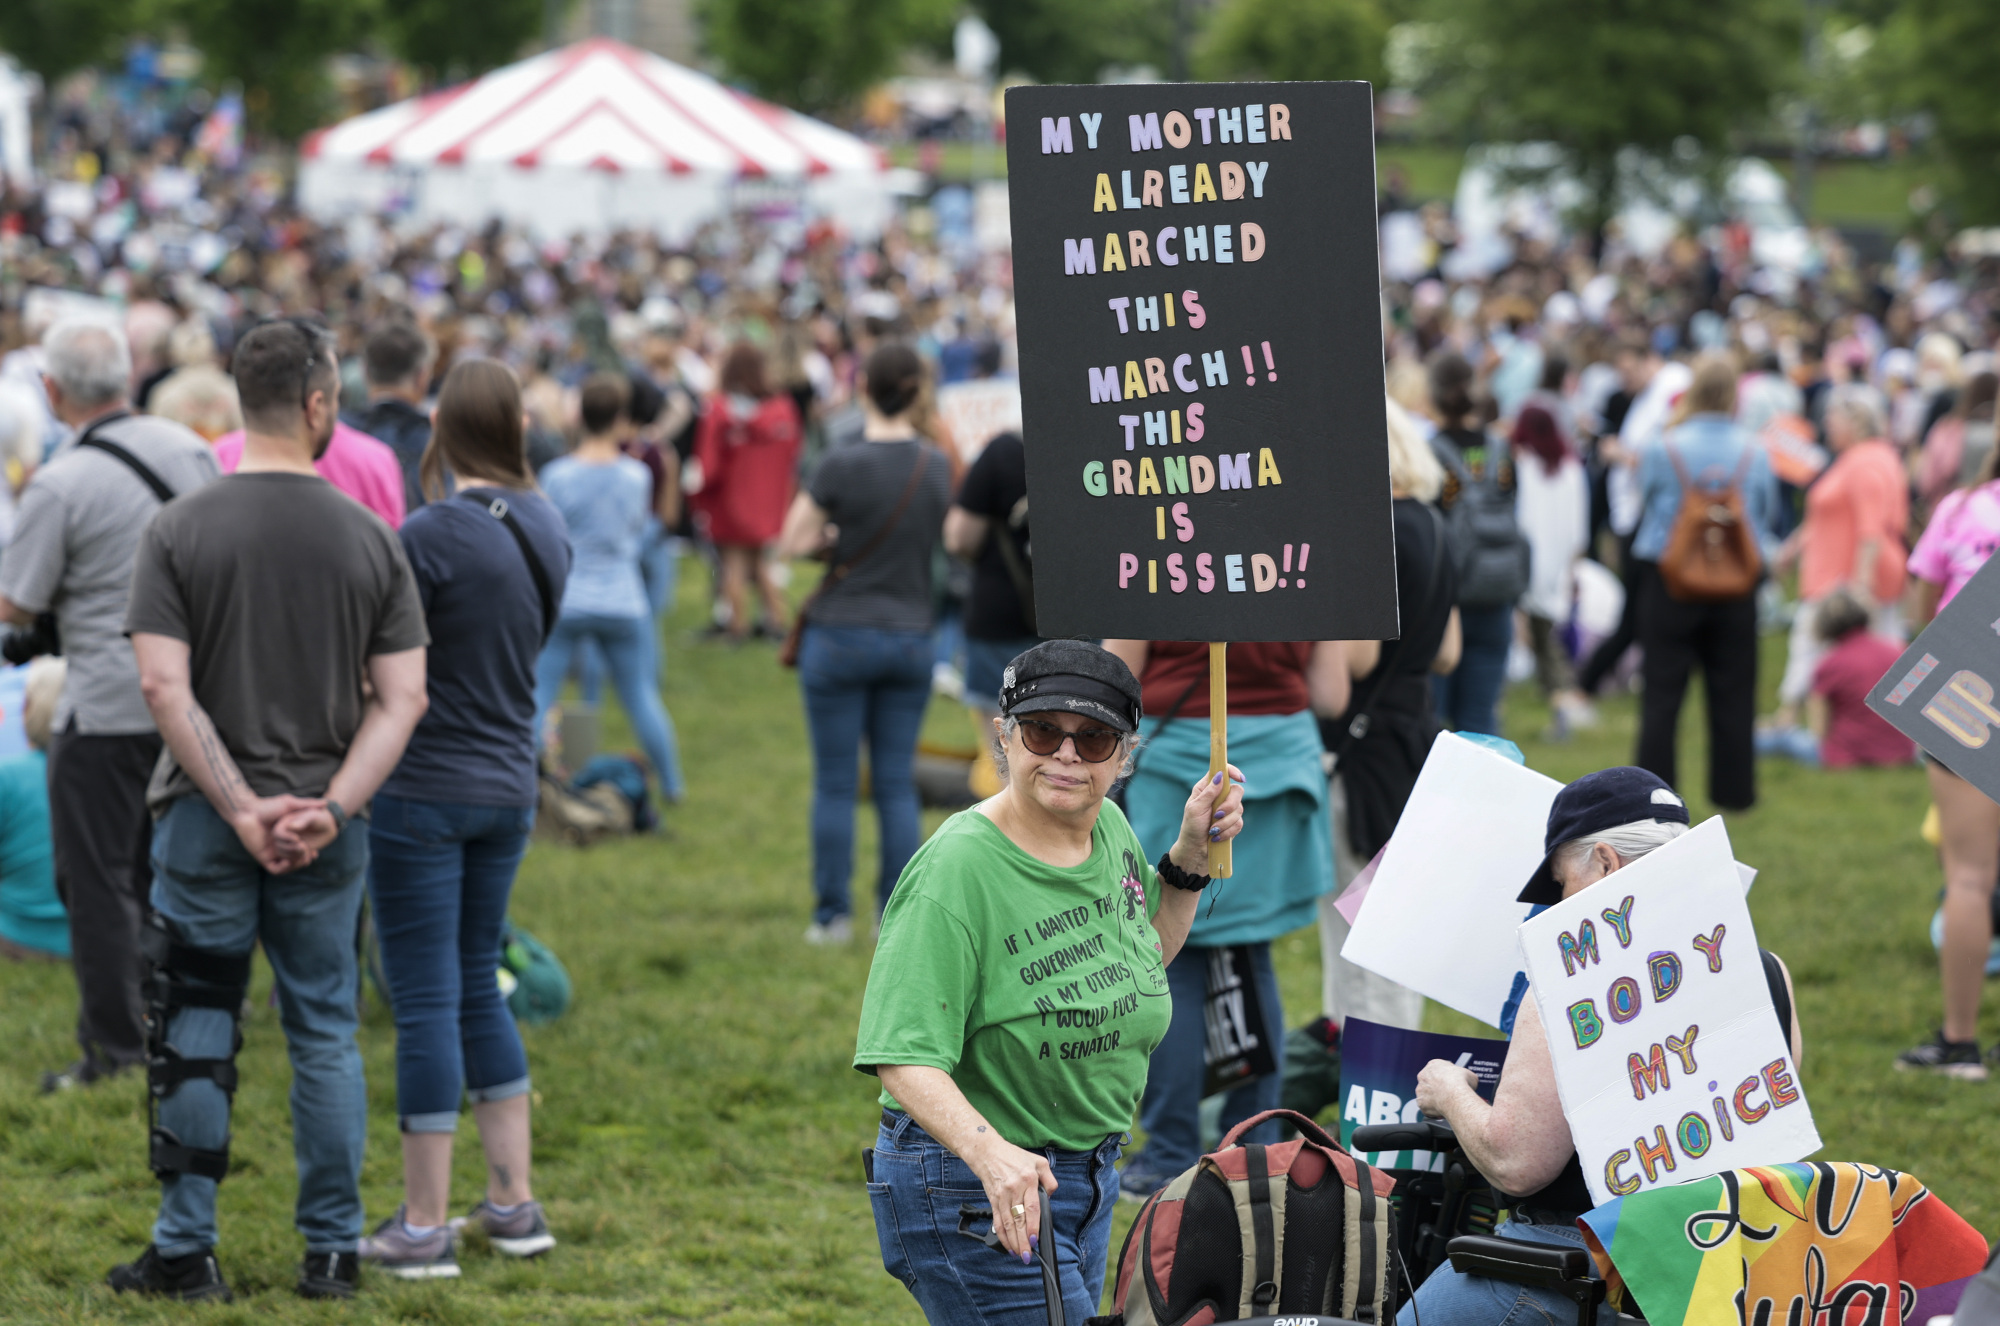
[1869,552,2000,802]
[1202,945,1277,1096]
[1004,82,1399,642]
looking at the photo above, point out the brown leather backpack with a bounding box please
[1659,442,1763,602]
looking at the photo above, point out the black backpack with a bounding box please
[1432,431,1529,611]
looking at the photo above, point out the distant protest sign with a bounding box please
[1339,1017,1507,1172]
[1002,82,1397,641]
[1343,734,1562,1028]
[1869,553,2000,805]
[1521,818,1819,1208]
[935,378,1022,462]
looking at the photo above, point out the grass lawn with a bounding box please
[0,567,1992,1322]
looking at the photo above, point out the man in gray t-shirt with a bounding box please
[109,320,429,1304]
[0,319,218,1096]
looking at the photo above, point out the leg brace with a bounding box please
[141,913,251,1182]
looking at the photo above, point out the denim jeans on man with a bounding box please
[1398,1212,1617,1326]
[869,1111,1123,1326]
[1432,602,1514,737]
[147,796,369,1256]
[367,795,534,1131]
[798,624,931,924]
[535,611,684,801]
[1132,941,1284,1181]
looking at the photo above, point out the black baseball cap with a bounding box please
[1518,767,1690,905]
[998,640,1143,734]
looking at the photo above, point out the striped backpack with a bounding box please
[1098,1109,1398,1326]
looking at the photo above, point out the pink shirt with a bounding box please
[1906,480,2000,608]
[211,423,406,529]
[1812,632,1916,768]
[1800,439,1908,602]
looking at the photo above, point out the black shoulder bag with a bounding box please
[460,491,559,643]
[1326,502,1449,772]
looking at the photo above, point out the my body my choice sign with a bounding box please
[1003,83,1399,641]
[1522,818,1819,1208]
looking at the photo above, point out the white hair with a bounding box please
[42,319,132,409]
[1825,383,1887,442]
[22,656,66,751]
[1552,819,1688,883]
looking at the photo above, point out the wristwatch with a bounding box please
[326,800,350,835]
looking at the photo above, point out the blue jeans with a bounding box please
[964,636,1041,713]
[1400,1213,1617,1326]
[1433,603,1514,737]
[577,525,678,704]
[869,1112,1123,1326]
[798,624,932,924]
[536,611,684,801]
[1130,941,1284,1178]
[147,796,370,1256]
[367,796,535,1131]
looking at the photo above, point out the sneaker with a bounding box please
[360,1207,461,1280]
[1896,1032,1988,1081]
[106,1244,233,1302]
[297,1249,360,1300]
[804,916,854,946]
[450,1198,556,1257]
[1118,1161,1172,1204]
[41,1056,119,1095]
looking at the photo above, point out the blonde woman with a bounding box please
[1314,398,1462,1045]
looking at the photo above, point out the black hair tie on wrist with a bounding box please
[1156,853,1210,893]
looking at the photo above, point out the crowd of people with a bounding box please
[9,72,2000,1317]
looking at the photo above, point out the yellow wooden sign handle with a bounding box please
[1207,641,1232,879]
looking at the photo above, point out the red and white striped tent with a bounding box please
[299,38,894,240]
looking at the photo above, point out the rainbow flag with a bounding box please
[1578,1163,1987,1325]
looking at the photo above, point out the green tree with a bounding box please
[1421,0,1794,244]
[169,0,373,136]
[1197,0,1388,85]
[1882,0,2000,222]
[381,0,548,82]
[0,0,142,81]
[699,0,957,114]
[967,0,1181,85]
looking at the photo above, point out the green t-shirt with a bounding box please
[853,802,1175,1152]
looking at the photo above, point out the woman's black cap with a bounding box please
[998,640,1143,734]
[1518,767,1690,905]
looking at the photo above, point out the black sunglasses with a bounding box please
[1016,718,1123,764]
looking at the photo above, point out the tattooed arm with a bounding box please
[132,632,320,873]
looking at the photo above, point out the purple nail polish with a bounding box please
[1021,1251,1033,1265]
[1213,771,1224,785]
[1030,1235,1040,1252]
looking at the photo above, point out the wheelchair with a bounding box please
[1350,1118,1639,1326]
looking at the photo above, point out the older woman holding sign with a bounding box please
[854,639,1243,1326]
[1403,767,1802,1326]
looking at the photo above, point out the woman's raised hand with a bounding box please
[1172,764,1245,874]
